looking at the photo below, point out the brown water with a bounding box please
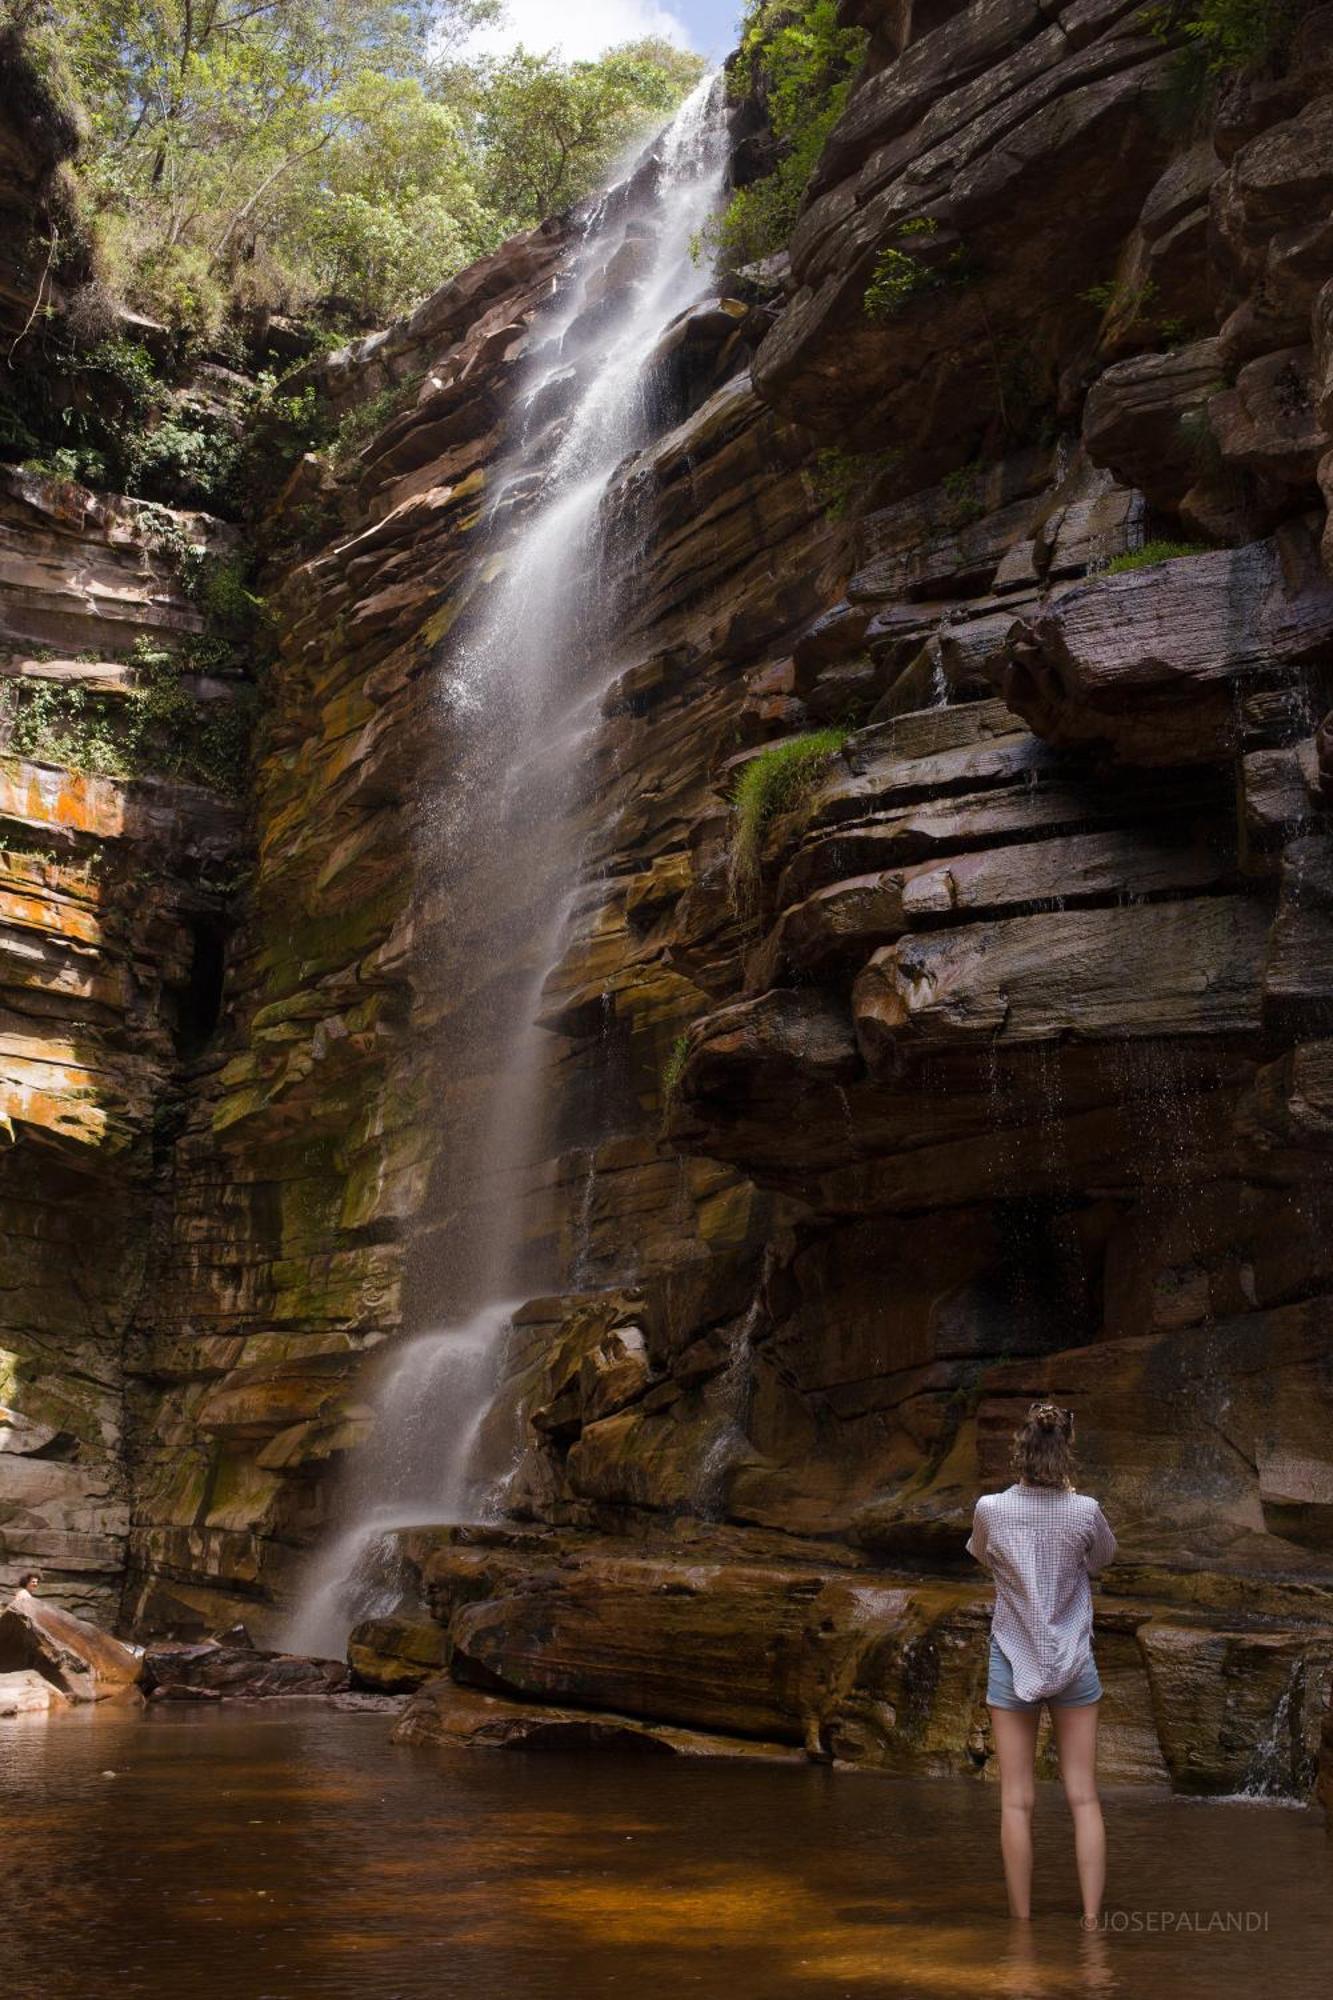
[1,1706,1327,2000]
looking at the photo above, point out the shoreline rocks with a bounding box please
[141,1639,349,1702]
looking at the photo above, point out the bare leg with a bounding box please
[1051,1700,1105,1925]
[990,1705,1040,1919]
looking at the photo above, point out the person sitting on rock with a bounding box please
[11,1571,41,1603]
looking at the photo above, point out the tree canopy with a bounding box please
[18,0,705,334]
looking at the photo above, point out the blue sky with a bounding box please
[465,1,746,63]
[671,1,745,57]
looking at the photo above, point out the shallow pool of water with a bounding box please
[2,1705,1327,1999]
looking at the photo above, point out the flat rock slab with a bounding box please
[766,828,1233,978]
[853,896,1272,1060]
[994,538,1333,762]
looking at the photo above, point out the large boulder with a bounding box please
[347,1616,447,1694]
[1138,1621,1333,1797]
[1212,93,1333,358]
[1208,345,1328,490]
[0,1595,142,1702]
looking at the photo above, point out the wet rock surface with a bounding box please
[388,1525,1329,1795]
[347,1615,447,1693]
[141,1638,348,1701]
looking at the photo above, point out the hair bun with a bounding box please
[1014,1403,1076,1484]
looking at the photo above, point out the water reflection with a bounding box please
[1,1708,1327,1998]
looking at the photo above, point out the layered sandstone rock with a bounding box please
[379,3,1333,1797]
[0,468,244,1616]
[389,1525,1325,1794]
[0,66,247,1619]
[128,9,1333,1804]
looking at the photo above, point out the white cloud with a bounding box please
[464,0,692,63]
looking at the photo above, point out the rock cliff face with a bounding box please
[0,464,241,1618]
[3,3,1333,1800]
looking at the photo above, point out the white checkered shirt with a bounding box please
[967,1483,1117,1702]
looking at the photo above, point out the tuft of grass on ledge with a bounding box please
[659,1030,693,1130]
[729,727,849,912]
[1102,538,1208,575]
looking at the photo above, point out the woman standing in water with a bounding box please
[968,1403,1117,1928]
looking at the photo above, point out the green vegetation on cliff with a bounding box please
[1145,0,1321,118]
[1103,537,1208,573]
[709,0,866,269]
[1149,0,1315,75]
[728,728,849,911]
[659,1031,692,1124]
[3,500,262,792]
[6,0,703,341]
[3,643,255,791]
[863,220,974,321]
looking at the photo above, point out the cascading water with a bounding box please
[283,1301,514,1655]
[286,77,730,1657]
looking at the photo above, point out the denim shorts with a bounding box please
[987,1635,1102,1711]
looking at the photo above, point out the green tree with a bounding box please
[38,0,704,332]
[470,40,706,234]
[266,71,490,321]
[52,0,496,327]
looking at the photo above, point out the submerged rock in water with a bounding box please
[0,1597,142,1703]
[394,1675,801,1761]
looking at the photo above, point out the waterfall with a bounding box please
[285,77,729,1657]
[283,1301,514,1656]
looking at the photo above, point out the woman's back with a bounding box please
[968,1482,1116,1703]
